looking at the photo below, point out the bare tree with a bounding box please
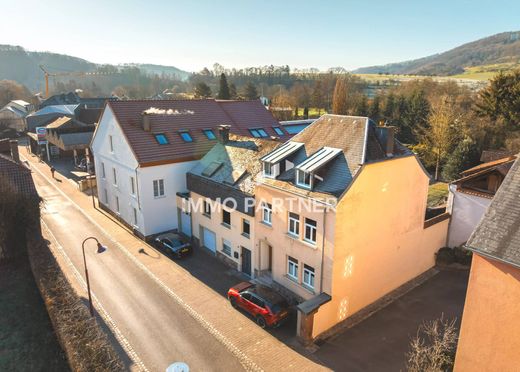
[406,316,458,372]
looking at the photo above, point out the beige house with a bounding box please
[254,115,449,341]
[177,128,278,275]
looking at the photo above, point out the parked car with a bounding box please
[154,232,192,258]
[227,282,290,328]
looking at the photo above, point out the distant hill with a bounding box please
[0,45,190,92]
[354,31,520,76]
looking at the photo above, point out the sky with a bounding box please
[1,0,519,72]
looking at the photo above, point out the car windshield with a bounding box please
[163,238,183,248]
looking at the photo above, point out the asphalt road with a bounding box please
[34,170,245,371]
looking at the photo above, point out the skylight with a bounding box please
[273,127,284,136]
[249,128,268,138]
[203,129,216,140]
[154,133,169,145]
[179,131,193,142]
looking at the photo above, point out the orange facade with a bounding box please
[455,254,520,371]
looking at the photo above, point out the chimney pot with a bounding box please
[218,124,231,144]
[9,140,20,163]
[141,112,151,131]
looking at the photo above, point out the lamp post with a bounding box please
[81,236,107,317]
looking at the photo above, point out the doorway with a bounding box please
[241,247,252,277]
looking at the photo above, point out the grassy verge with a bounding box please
[0,259,69,371]
[428,182,449,208]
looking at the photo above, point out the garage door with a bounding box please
[202,227,216,253]
[180,211,191,237]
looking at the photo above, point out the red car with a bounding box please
[227,282,290,328]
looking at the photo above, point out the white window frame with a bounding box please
[287,256,298,281]
[263,162,273,178]
[242,218,250,238]
[222,239,232,256]
[304,218,317,244]
[112,167,117,186]
[296,169,312,189]
[109,135,114,153]
[288,212,300,237]
[153,179,165,198]
[203,200,211,217]
[222,209,231,227]
[262,202,272,225]
[303,264,315,290]
[130,176,135,195]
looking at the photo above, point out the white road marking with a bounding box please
[27,153,263,372]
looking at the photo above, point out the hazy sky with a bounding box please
[1,0,519,72]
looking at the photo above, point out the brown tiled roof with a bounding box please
[466,157,520,268]
[480,149,513,163]
[0,138,11,154]
[106,99,284,166]
[461,156,516,177]
[0,154,38,196]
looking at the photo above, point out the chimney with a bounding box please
[141,112,151,131]
[9,140,20,163]
[375,126,395,157]
[218,124,231,144]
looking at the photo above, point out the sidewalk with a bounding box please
[21,144,327,372]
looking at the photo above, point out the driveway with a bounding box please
[313,269,470,372]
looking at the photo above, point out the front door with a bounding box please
[202,227,216,253]
[180,210,191,237]
[241,247,252,277]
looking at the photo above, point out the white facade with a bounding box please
[91,105,197,237]
[447,184,492,247]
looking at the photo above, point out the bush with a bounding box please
[436,247,455,265]
[453,246,472,265]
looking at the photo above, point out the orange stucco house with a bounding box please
[455,157,520,371]
[254,115,450,341]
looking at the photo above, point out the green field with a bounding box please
[428,182,449,207]
[451,62,520,80]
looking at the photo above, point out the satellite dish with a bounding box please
[166,362,189,372]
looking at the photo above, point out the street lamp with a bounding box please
[81,236,107,317]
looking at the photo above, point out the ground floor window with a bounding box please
[133,207,138,225]
[115,196,120,213]
[222,239,232,256]
[287,256,298,280]
[103,188,108,204]
[303,264,315,290]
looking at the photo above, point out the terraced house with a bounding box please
[253,114,449,342]
[91,99,288,238]
[178,127,278,275]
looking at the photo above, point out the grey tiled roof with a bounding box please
[466,156,520,267]
[0,154,38,197]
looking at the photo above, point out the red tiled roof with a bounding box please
[107,99,286,166]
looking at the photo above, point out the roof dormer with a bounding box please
[294,147,342,190]
[261,141,304,179]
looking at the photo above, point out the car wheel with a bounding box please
[256,316,267,328]
[229,297,237,308]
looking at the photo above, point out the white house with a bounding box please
[0,100,34,132]
[91,99,289,238]
[447,156,515,247]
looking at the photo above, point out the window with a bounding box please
[242,219,250,237]
[303,264,315,289]
[222,239,232,256]
[249,128,268,138]
[115,196,120,213]
[109,135,114,152]
[288,212,300,237]
[133,207,138,225]
[222,209,231,227]
[179,131,193,142]
[287,256,298,280]
[153,179,165,198]
[203,200,211,217]
[130,176,135,195]
[263,162,273,177]
[273,127,284,136]
[296,169,312,189]
[154,133,169,144]
[250,295,265,308]
[103,188,108,204]
[112,168,117,185]
[101,162,106,179]
[262,203,272,225]
[304,218,317,244]
[203,129,216,140]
